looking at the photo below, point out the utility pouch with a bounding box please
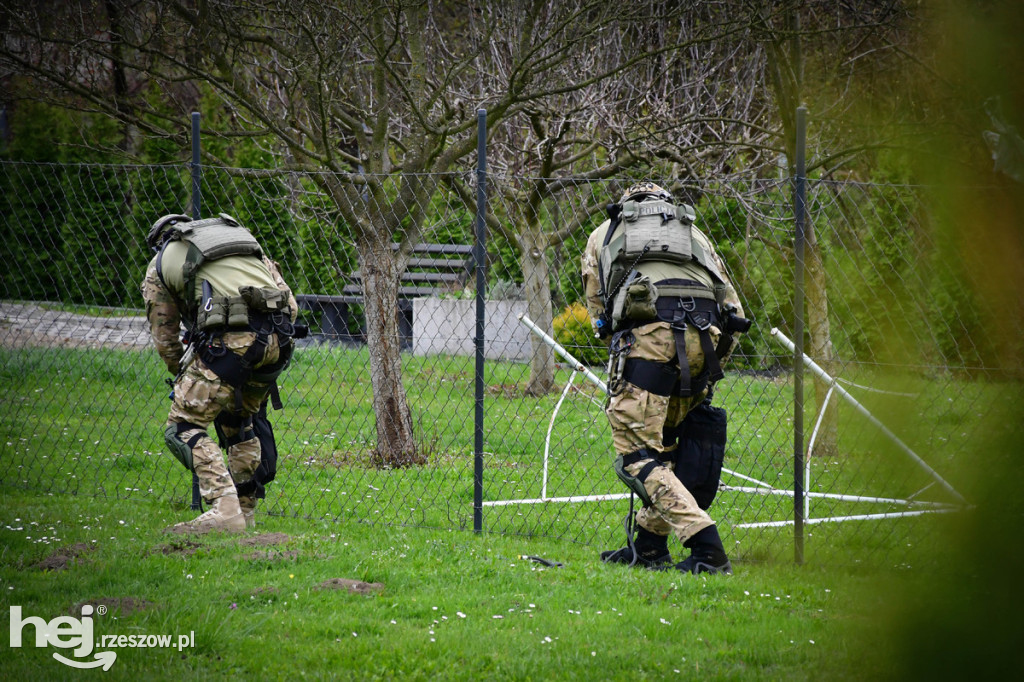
[240,285,289,312]
[622,275,658,321]
[612,273,658,326]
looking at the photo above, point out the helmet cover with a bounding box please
[620,181,672,204]
[146,213,192,252]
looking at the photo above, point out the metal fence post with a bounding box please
[189,111,202,511]
[473,109,487,533]
[793,106,807,564]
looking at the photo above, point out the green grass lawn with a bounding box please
[0,488,937,681]
[0,342,993,570]
[1,344,1021,679]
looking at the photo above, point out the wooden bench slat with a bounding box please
[405,257,471,269]
[348,270,462,284]
[393,242,474,255]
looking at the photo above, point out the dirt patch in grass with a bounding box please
[250,586,278,596]
[69,597,155,617]
[149,539,203,556]
[246,549,300,561]
[238,532,290,547]
[316,578,385,595]
[35,542,95,570]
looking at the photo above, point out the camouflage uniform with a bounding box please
[141,254,297,507]
[582,210,744,548]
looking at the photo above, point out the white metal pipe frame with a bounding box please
[482,316,968,531]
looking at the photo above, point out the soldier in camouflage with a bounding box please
[581,182,748,575]
[142,213,298,534]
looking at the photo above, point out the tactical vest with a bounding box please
[155,215,291,332]
[598,199,723,330]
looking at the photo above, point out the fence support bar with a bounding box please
[723,485,960,508]
[517,314,607,392]
[792,105,808,564]
[770,327,967,505]
[483,493,631,507]
[736,507,959,529]
[189,111,202,511]
[472,109,487,533]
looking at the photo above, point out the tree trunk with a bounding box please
[521,236,555,396]
[358,240,423,467]
[805,223,839,458]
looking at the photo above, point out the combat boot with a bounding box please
[170,492,245,534]
[238,495,257,529]
[675,524,732,575]
[601,526,673,568]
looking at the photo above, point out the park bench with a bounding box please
[295,242,475,346]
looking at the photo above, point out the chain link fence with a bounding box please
[0,158,993,566]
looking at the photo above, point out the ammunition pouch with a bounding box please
[614,449,663,507]
[663,402,727,510]
[196,294,250,331]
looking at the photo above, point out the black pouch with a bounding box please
[671,401,727,510]
[250,402,278,491]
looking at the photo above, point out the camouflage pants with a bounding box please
[167,331,283,503]
[605,321,722,544]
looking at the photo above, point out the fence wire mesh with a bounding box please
[0,160,995,566]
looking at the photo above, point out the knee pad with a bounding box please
[164,422,207,471]
[614,452,661,507]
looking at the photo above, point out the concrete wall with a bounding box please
[412,298,531,362]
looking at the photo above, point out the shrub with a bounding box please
[553,302,608,367]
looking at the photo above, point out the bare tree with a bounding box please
[742,0,922,456]
[448,5,769,394]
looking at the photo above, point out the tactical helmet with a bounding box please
[620,181,672,204]
[146,213,192,252]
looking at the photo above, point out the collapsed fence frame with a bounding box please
[488,317,968,540]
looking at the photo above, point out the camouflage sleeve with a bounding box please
[264,256,298,323]
[693,228,745,318]
[141,258,184,375]
[693,229,747,363]
[580,221,609,336]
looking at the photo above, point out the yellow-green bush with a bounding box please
[553,302,608,367]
